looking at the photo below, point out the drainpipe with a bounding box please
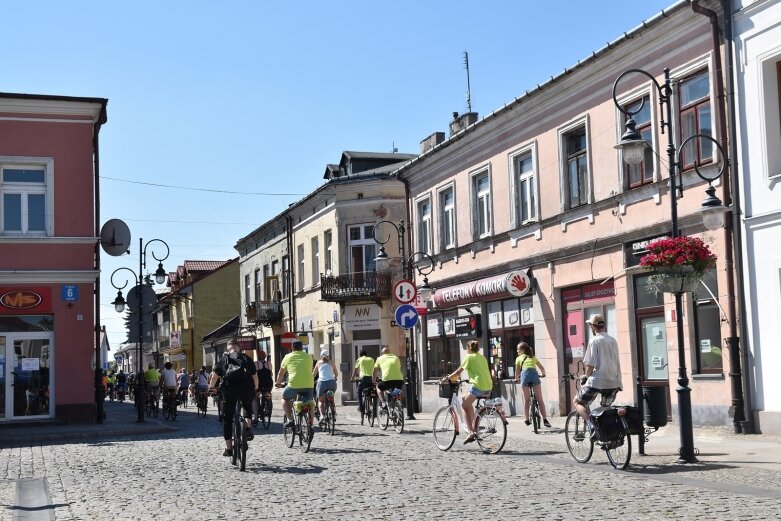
[286,215,296,334]
[691,0,750,433]
[93,100,108,423]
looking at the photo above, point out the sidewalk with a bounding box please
[0,402,177,447]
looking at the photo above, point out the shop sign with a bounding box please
[170,331,181,348]
[237,336,256,351]
[427,314,442,336]
[625,234,669,267]
[454,315,481,338]
[433,270,531,308]
[344,304,380,331]
[583,281,615,301]
[0,287,51,314]
[442,311,458,336]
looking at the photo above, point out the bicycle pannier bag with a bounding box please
[592,408,621,442]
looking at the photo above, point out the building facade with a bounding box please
[399,3,740,425]
[0,92,107,423]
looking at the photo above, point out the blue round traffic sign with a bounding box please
[394,304,419,329]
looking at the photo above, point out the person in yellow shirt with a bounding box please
[144,363,161,402]
[444,340,494,444]
[372,347,404,409]
[275,340,315,430]
[513,342,551,428]
[352,350,375,414]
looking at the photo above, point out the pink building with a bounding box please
[401,4,741,428]
[0,93,107,423]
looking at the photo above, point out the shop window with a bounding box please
[425,337,459,379]
[694,269,722,373]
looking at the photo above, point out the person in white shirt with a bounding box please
[160,362,179,406]
[574,314,622,423]
[313,349,338,423]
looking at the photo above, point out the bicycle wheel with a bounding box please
[475,408,507,454]
[379,401,390,431]
[368,398,377,427]
[283,417,295,448]
[328,401,336,436]
[300,412,313,453]
[360,395,366,426]
[153,398,159,418]
[432,406,457,451]
[239,422,247,472]
[394,402,405,434]
[532,398,540,434]
[606,433,632,470]
[565,411,594,463]
[171,400,177,420]
[217,397,223,423]
[231,416,240,466]
[162,398,171,420]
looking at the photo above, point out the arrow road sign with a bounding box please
[393,279,417,304]
[394,304,419,330]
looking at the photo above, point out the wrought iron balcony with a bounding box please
[247,300,284,325]
[320,271,392,302]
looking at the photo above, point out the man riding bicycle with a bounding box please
[116,370,127,397]
[575,314,623,435]
[176,368,190,404]
[160,362,178,406]
[275,340,314,431]
[144,363,161,402]
[372,347,404,410]
[444,340,494,444]
[352,350,374,414]
[209,340,258,456]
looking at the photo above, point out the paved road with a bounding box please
[2,401,780,520]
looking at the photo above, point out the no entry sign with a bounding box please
[280,332,297,349]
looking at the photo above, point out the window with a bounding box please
[694,269,722,373]
[425,337,460,379]
[348,224,376,273]
[311,237,320,286]
[564,127,589,208]
[439,187,455,250]
[679,70,712,169]
[1,165,49,235]
[281,256,290,299]
[417,198,432,254]
[324,230,333,274]
[297,244,305,291]
[244,274,251,306]
[472,171,491,238]
[514,153,537,223]
[623,96,655,188]
[271,260,280,300]
[263,264,270,299]
[253,269,260,302]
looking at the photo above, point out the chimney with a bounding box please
[449,111,479,137]
[420,131,446,154]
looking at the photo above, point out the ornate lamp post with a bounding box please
[373,220,435,420]
[110,238,169,423]
[613,68,729,463]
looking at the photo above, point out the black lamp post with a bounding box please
[373,220,435,420]
[613,68,729,463]
[110,238,169,423]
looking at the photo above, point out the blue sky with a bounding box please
[3,1,675,348]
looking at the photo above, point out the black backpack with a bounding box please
[223,353,251,385]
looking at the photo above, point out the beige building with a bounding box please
[399,3,740,427]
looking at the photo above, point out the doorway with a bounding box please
[351,340,380,400]
[1,332,54,420]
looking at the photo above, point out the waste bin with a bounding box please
[642,385,668,428]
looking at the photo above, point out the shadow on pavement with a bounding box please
[495,449,564,457]
[335,430,390,438]
[248,463,327,475]
[308,446,381,455]
[626,462,735,475]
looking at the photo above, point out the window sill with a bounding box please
[691,373,724,381]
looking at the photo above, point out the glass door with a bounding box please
[8,333,53,419]
[352,341,380,399]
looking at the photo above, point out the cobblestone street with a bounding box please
[2,401,781,520]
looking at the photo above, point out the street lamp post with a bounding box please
[613,68,729,463]
[110,237,169,423]
[373,220,435,420]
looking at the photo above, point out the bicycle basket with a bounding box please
[438,382,455,399]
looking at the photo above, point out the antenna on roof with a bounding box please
[464,51,473,113]
[392,141,398,153]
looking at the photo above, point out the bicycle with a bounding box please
[196,388,208,418]
[319,389,337,436]
[356,380,378,427]
[378,387,405,434]
[177,387,188,408]
[433,380,508,454]
[283,392,314,453]
[145,386,160,418]
[231,397,249,471]
[162,388,178,421]
[215,388,224,423]
[519,375,546,434]
[561,372,634,470]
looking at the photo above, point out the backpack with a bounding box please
[223,353,252,385]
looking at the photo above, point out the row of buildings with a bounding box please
[1,0,779,435]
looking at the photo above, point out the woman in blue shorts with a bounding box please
[514,342,551,428]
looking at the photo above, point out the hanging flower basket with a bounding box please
[639,236,717,295]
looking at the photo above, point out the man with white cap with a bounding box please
[575,314,622,426]
[313,349,339,423]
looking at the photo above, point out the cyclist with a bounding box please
[352,350,374,414]
[144,363,161,404]
[116,370,128,399]
[160,362,178,408]
[209,340,258,456]
[372,347,404,410]
[107,372,116,401]
[575,314,623,434]
[513,342,551,428]
[313,349,338,424]
[253,351,274,425]
[176,368,190,405]
[444,340,493,444]
[275,340,314,431]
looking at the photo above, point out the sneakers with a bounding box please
[524,419,531,426]
[244,427,254,441]
[222,449,231,457]
[543,419,551,428]
[463,433,477,444]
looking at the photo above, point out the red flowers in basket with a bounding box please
[640,236,717,274]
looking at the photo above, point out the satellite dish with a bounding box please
[126,285,158,313]
[100,219,131,257]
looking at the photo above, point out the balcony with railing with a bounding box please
[246,300,284,325]
[320,271,392,302]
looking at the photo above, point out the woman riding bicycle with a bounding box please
[513,342,551,428]
[313,349,338,424]
[443,340,494,444]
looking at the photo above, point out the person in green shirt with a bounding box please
[513,342,551,428]
[351,350,375,413]
[372,347,404,409]
[275,340,315,429]
[444,340,494,444]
